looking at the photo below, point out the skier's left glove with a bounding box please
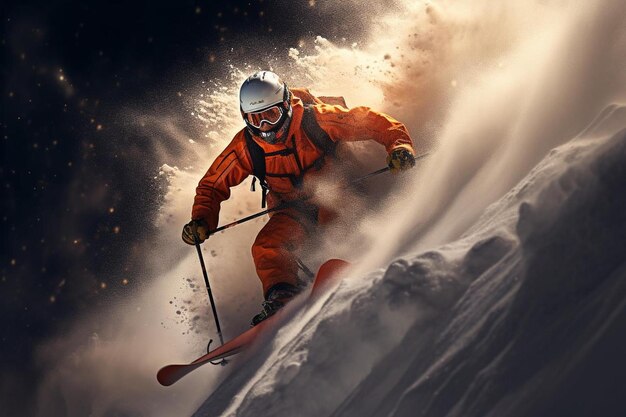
[387,147,416,173]
[182,219,210,245]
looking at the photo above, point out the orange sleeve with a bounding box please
[191,134,252,230]
[313,104,414,154]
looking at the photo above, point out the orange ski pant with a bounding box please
[251,210,311,298]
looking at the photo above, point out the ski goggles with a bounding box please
[244,105,284,130]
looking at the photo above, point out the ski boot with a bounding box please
[251,283,301,326]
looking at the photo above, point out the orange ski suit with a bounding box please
[192,88,415,296]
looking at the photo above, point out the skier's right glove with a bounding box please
[182,219,210,245]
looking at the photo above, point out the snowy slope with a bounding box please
[194,106,626,417]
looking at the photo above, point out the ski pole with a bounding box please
[192,230,227,362]
[207,151,430,236]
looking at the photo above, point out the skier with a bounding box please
[182,71,416,325]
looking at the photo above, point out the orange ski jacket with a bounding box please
[192,88,415,230]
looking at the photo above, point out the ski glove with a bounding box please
[182,219,210,245]
[387,147,416,173]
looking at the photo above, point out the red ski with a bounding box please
[156,259,350,386]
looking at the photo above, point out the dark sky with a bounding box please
[1,1,366,413]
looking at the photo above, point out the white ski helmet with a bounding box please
[240,71,292,144]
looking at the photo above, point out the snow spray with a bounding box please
[34,1,626,416]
